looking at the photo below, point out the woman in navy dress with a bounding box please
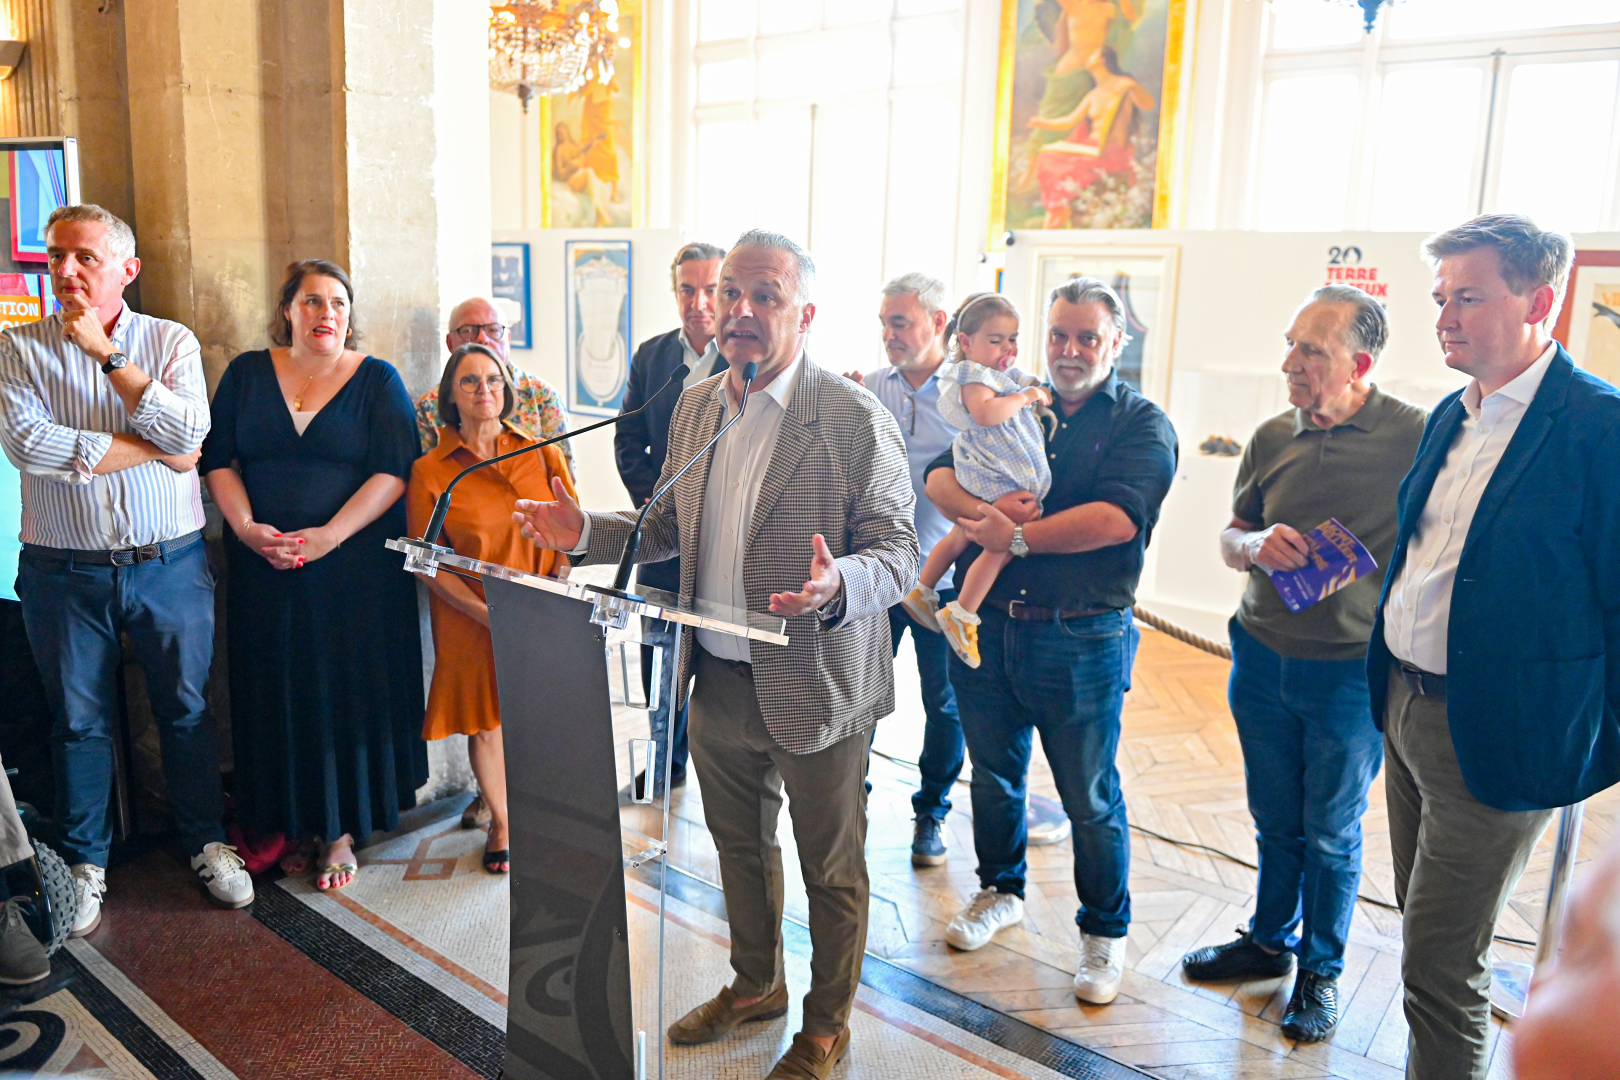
[201,259,426,891]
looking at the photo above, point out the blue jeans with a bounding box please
[953,607,1136,938]
[17,535,225,867]
[1228,620,1383,979]
[889,588,963,822]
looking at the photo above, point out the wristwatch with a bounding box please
[1010,524,1029,558]
[100,352,129,375]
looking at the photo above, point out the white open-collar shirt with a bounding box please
[694,352,804,661]
[1383,341,1558,674]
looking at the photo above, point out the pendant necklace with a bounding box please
[292,353,342,410]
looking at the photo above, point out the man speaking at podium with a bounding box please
[515,230,919,1080]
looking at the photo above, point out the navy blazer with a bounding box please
[1367,347,1620,812]
[613,328,725,591]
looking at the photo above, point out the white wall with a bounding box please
[493,227,686,513]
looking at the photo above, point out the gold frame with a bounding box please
[988,0,1189,241]
[537,0,648,228]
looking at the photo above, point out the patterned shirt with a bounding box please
[0,305,209,548]
[415,365,573,470]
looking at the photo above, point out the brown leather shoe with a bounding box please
[461,794,492,829]
[666,984,789,1045]
[765,1028,851,1079]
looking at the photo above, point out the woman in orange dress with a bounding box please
[406,343,576,874]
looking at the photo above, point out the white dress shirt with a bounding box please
[1383,342,1558,674]
[680,330,722,392]
[0,305,209,549]
[695,354,803,660]
[569,354,807,659]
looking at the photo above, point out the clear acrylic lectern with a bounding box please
[389,537,787,1080]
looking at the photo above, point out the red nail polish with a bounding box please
[297,538,305,544]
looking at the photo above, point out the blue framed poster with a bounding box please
[491,242,531,349]
[565,239,633,417]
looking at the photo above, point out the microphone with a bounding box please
[606,361,757,594]
[419,362,691,546]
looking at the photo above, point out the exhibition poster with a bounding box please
[565,239,633,417]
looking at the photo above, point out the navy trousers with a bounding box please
[17,534,225,867]
[888,589,964,822]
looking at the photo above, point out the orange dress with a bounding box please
[406,424,577,740]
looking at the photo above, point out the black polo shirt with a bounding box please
[924,372,1177,613]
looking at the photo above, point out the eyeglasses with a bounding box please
[452,322,508,341]
[457,374,507,392]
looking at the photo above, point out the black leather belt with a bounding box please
[992,600,1118,622]
[25,530,202,567]
[1396,660,1447,701]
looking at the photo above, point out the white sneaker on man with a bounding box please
[191,843,255,909]
[945,889,1024,951]
[69,863,106,938]
[1072,931,1127,1004]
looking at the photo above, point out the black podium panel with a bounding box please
[486,576,633,1080]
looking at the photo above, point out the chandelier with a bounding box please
[489,0,619,100]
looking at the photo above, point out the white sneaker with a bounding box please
[945,889,1024,951]
[1073,931,1127,1004]
[191,843,255,909]
[69,863,106,938]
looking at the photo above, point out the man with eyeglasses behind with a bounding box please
[415,297,573,473]
[415,296,571,832]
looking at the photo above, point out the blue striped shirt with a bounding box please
[0,305,209,548]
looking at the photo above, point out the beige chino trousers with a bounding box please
[0,752,33,868]
[686,648,871,1038]
[1384,670,1554,1080]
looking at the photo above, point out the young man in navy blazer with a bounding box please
[614,241,728,796]
[1369,214,1620,1080]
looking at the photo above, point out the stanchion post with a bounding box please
[1489,801,1585,1021]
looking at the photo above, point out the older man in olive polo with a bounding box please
[1180,285,1427,1044]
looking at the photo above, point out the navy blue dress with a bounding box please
[201,351,427,842]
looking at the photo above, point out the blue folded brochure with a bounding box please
[1262,518,1377,614]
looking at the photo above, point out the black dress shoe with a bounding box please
[1181,927,1295,982]
[1281,970,1339,1042]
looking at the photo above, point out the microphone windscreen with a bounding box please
[670,363,691,381]
[742,361,759,381]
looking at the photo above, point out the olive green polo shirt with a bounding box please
[1233,386,1429,661]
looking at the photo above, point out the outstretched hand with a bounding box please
[513,476,586,552]
[769,534,843,616]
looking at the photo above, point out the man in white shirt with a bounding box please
[0,205,253,939]
[1367,214,1620,1080]
[516,231,917,1080]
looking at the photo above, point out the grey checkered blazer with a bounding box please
[579,358,919,754]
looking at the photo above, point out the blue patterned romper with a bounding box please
[935,362,1052,504]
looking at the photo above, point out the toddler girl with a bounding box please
[902,292,1053,668]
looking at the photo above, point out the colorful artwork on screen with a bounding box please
[994,0,1185,232]
[542,0,643,228]
[7,149,66,262]
[565,240,633,417]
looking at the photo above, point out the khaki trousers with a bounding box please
[1384,669,1553,1080]
[0,752,33,868]
[687,648,870,1038]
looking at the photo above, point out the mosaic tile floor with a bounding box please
[5,620,1612,1079]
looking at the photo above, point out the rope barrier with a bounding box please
[1132,605,1233,660]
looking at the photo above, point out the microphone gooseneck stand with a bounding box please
[417,362,691,547]
[599,361,758,599]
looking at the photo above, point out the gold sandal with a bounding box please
[316,862,358,892]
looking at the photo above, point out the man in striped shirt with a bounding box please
[0,204,252,936]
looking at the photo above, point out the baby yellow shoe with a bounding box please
[901,585,943,630]
[936,601,982,668]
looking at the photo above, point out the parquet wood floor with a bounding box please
[612,624,1619,1080]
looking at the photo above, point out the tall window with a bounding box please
[1251,0,1620,232]
[686,0,969,360]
